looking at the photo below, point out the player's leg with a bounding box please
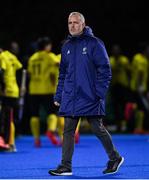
[29,95,41,147]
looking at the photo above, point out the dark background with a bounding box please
[0,0,148,56]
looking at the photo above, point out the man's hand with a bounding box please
[54,101,60,106]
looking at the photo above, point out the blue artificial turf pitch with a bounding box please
[0,134,149,179]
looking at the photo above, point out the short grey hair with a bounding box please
[69,12,85,23]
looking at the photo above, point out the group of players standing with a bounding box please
[1,38,149,152]
[0,37,80,152]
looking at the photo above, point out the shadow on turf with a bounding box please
[69,173,124,179]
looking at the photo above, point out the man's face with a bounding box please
[0,48,3,53]
[112,45,121,57]
[68,15,85,36]
[10,42,20,55]
[144,46,149,59]
[45,44,52,52]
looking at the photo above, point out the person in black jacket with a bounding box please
[49,12,124,176]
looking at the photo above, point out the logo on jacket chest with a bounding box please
[66,47,87,55]
[82,47,87,54]
[67,50,70,55]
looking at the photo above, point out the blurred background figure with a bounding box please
[27,37,61,147]
[9,41,25,136]
[0,42,22,152]
[109,44,130,132]
[0,45,9,150]
[130,43,149,134]
[9,41,20,57]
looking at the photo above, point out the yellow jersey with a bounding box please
[0,51,22,98]
[0,54,2,68]
[130,53,148,91]
[28,51,59,94]
[0,54,4,95]
[48,52,61,93]
[110,55,130,87]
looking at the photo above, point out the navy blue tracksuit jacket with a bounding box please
[54,26,112,117]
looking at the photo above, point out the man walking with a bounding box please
[49,12,124,175]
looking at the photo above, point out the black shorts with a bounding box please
[130,91,146,111]
[1,97,18,107]
[29,94,58,116]
[0,96,19,123]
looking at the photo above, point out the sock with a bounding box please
[9,121,15,146]
[30,117,40,139]
[76,119,81,132]
[135,110,144,131]
[57,117,64,140]
[47,114,58,132]
[9,109,15,146]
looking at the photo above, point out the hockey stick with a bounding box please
[18,69,27,122]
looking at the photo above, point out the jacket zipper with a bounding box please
[73,42,77,117]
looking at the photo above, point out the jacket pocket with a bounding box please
[77,86,96,102]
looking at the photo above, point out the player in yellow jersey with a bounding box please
[0,49,9,150]
[27,37,61,147]
[0,52,5,96]
[0,45,22,152]
[110,45,130,132]
[130,43,149,133]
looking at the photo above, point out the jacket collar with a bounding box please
[67,26,94,40]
